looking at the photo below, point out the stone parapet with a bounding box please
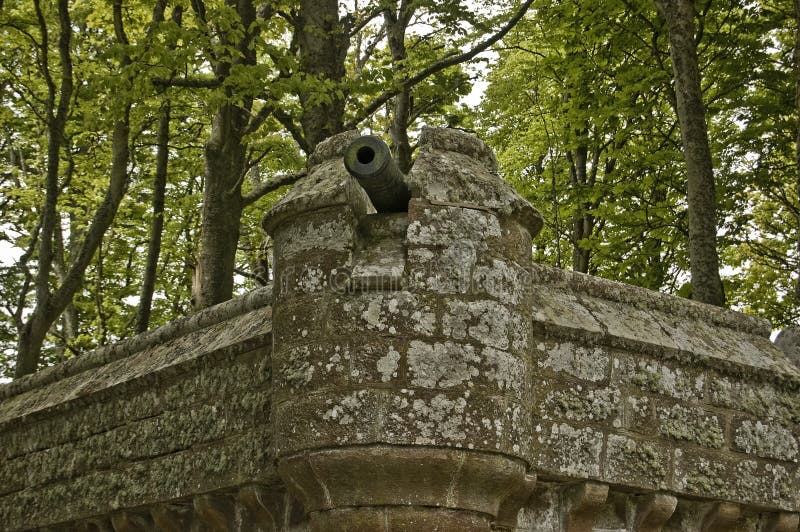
[1,128,799,531]
[528,263,800,510]
[0,289,276,530]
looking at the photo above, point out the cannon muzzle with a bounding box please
[344,135,411,213]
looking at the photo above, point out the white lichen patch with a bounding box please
[350,293,436,336]
[538,423,602,477]
[472,259,525,305]
[407,341,480,388]
[296,267,326,292]
[322,390,368,426]
[406,207,501,250]
[734,420,798,462]
[443,300,514,350]
[279,346,316,389]
[482,347,526,394]
[278,217,353,258]
[376,348,401,382]
[538,341,608,382]
[622,358,703,402]
[410,394,468,444]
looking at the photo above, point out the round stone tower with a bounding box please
[262,127,542,531]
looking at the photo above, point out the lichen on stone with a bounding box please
[657,404,725,449]
[537,341,608,382]
[544,385,621,423]
[407,340,480,389]
[734,419,798,462]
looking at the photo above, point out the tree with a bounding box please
[7,0,137,377]
[478,0,688,286]
[653,0,726,306]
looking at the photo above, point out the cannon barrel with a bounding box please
[344,135,411,213]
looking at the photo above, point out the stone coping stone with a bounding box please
[529,262,800,385]
[0,285,273,402]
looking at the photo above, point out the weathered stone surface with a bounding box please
[733,418,799,462]
[536,340,610,383]
[604,434,669,489]
[7,127,800,530]
[533,422,603,478]
[656,404,725,449]
[408,128,542,236]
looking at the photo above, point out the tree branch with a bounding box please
[152,76,221,88]
[242,169,307,207]
[345,0,534,129]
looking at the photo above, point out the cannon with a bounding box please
[344,135,411,213]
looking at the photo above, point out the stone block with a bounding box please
[406,203,502,251]
[406,243,476,294]
[381,389,532,459]
[535,381,622,425]
[732,417,798,462]
[442,298,529,352]
[622,393,657,434]
[406,339,531,398]
[603,433,670,489]
[272,207,356,261]
[673,448,798,508]
[327,291,437,338]
[535,340,610,383]
[613,353,705,402]
[272,296,329,347]
[529,287,604,338]
[656,403,726,449]
[580,296,679,352]
[272,388,383,456]
[533,421,603,478]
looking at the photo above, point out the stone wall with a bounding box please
[1,127,799,531]
[0,289,288,530]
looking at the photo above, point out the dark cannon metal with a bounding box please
[344,135,411,213]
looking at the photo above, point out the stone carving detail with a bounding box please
[632,493,678,532]
[563,481,609,532]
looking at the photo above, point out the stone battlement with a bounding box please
[1,128,798,531]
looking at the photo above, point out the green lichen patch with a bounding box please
[616,355,704,402]
[604,434,668,489]
[657,404,725,449]
[539,384,621,424]
[673,449,731,498]
[732,460,798,509]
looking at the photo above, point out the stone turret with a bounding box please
[261,127,542,531]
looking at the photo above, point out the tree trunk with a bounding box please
[654,0,725,306]
[16,111,131,377]
[569,145,592,274]
[192,0,257,309]
[194,103,247,309]
[15,0,134,377]
[136,101,170,332]
[384,3,414,173]
[296,0,349,150]
[794,0,800,303]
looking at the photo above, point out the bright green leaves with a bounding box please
[477,0,799,326]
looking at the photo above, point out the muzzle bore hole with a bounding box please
[357,146,375,164]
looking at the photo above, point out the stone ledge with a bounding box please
[0,286,272,401]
